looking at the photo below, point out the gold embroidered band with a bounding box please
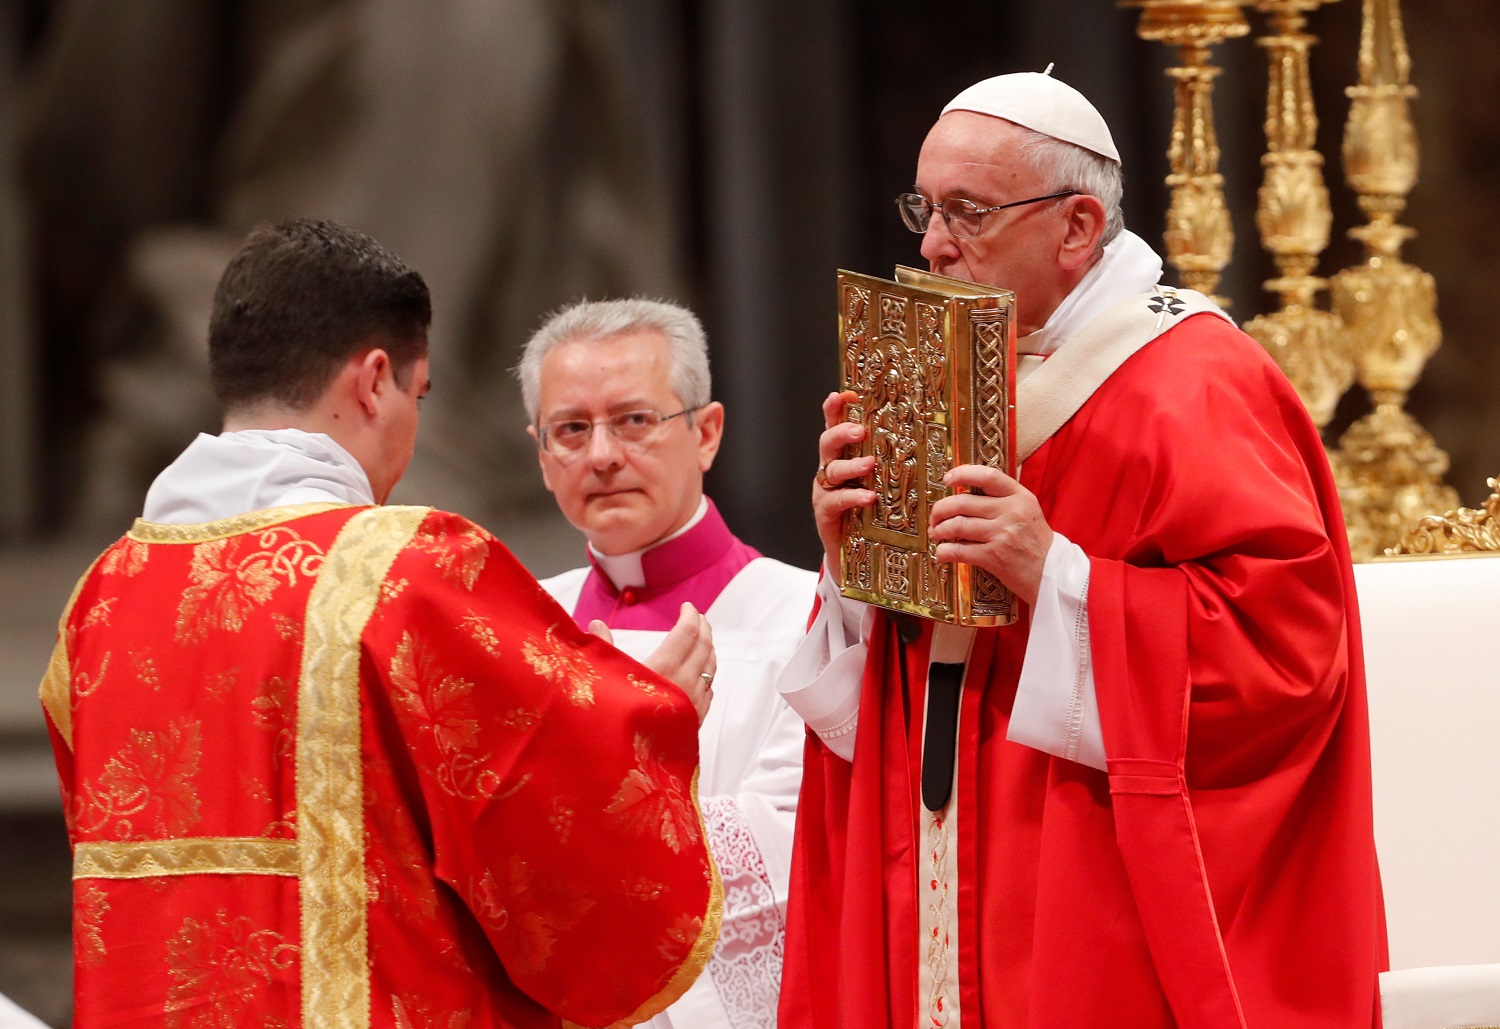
[297,505,428,1029]
[38,553,105,751]
[129,503,350,544]
[74,837,298,879]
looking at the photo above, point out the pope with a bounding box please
[777,71,1386,1029]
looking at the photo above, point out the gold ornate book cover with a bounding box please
[836,266,1018,626]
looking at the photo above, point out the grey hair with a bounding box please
[517,297,712,424]
[1014,127,1125,250]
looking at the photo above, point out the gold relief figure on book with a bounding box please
[870,344,924,536]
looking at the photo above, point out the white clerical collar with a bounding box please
[142,428,375,524]
[588,496,709,591]
[1020,229,1165,358]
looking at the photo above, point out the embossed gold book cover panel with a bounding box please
[836,267,1018,626]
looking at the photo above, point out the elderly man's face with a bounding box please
[915,112,1076,335]
[532,331,723,556]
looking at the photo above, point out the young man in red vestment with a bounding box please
[519,299,815,1029]
[40,219,722,1029]
[777,72,1387,1028]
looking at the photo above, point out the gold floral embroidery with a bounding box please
[392,996,473,1029]
[628,673,666,698]
[205,668,238,700]
[174,527,326,643]
[364,786,438,926]
[165,910,298,1029]
[548,800,574,843]
[389,633,504,800]
[76,719,203,838]
[521,626,597,706]
[80,597,117,630]
[77,882,110,966]
[251,676,294,760]
[500,707,540,732]
[74,652,111,699]
[411,527,490,590]
[658,913,705,963]
[99,537,150,577]
[471,857,595,977]
[469,867,505,925]
[133,652,161,692]
[605,734,700,854]
[627,673,675,713]
[460,613,500,655]
[270,612,298,641]
[622,878,669,903]
[613,768,723,1028]
[261,806,296,840]
[380,577,409,604]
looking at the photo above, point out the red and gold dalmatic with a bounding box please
[39,503,722,1029]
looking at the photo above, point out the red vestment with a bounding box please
[41,503,720,1029]
[781,315,1386,1028]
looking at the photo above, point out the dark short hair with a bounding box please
[209,219,432,411]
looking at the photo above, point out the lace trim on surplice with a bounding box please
[701,795,784,1029]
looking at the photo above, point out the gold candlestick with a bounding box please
[1243,0,1353,429]
[1329,0,1456,559]
[1123,1,1251,305]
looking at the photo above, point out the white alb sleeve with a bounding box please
[775,568,870,762]
[1005,533,1107,771]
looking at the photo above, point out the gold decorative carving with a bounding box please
[1243,0,1355,428]
[883,547,912,600]
[1334,404,1458,558]
[1391,477,1500,555]
[869,343,923,535]
[1330,0,1457,559]
[843,534,873,593]
[1123,1,1251,304]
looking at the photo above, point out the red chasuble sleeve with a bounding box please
[368,510,722,1028]
[1049,317,1386,1028]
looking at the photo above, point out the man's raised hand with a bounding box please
[813,390,876,573]
[642,602,716,725]
[928,465,1053,606]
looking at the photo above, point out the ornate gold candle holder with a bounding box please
[1329,0,1457,559]
[1243,0,1353,428]
[1123,1,1251,305]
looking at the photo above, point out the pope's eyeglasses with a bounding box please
[537,405,703,460]
[895,190,1079,239]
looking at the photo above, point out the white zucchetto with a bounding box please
[941,70,1121,164]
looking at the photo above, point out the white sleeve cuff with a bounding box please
[1005,533,1106,771]
[775,568,867,762]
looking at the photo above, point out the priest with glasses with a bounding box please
[518,298,815,1029]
